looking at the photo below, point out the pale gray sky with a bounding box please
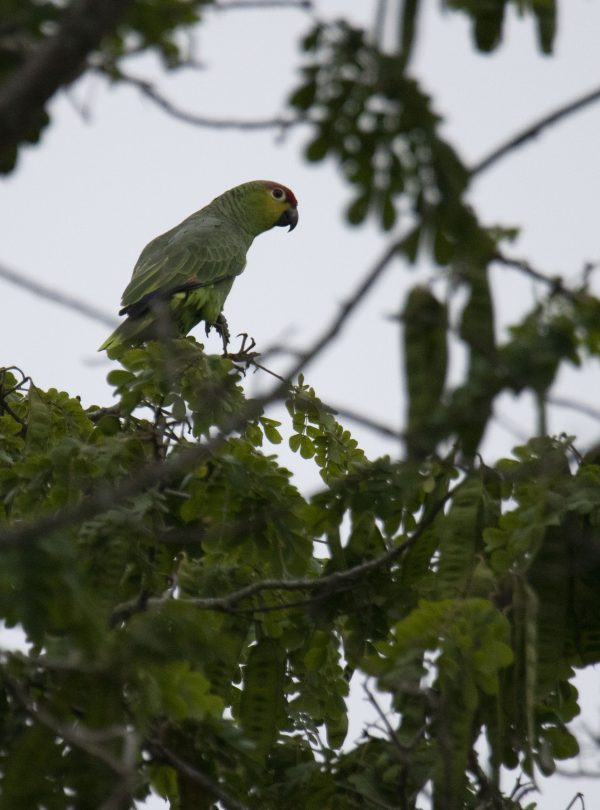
[1,2,599,807]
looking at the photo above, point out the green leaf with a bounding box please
[346,193,370,225]
[245,421,263,447]
[300,435,315,459]
[306,136,328,162]
[289,433,302,453]
[260,417,282,445]
[106,369,133,387]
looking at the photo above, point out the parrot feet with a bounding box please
[236,333,257,355]
[225,333,261,374]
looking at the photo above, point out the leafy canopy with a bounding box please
[3,1,600,809]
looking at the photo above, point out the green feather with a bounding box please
[99,180,297,353]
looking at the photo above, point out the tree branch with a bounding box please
[148,740,250,810]
[0,261,117,327]
[110,477,462,623]
[548,396,600,424]
[213,0,312,9]
[101,67,299,131]
[5,676,137,777]
[0,253,399,441]
[281,239,401,385]
[471,84,600,178]
[493,251,579,301]
[0,0,134,163]
[363,682,407,757]
[0,240,400,551]
[327,403,402,441]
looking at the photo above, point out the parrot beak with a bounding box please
[276,206,298,231]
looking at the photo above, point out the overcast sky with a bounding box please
[1,1,600,807]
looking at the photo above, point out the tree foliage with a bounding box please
[0,1,599,809]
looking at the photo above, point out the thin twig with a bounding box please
[327,404,402,440]
[471,84,600,178]
[557,768,600,779]
[282,240,401,385]
[493,252,574,298]
[363,682,407,756]
[374,0,389,46]
[101,68,299,131]
[148,740,249,810]
[0,261,118,327]
[549,396,600,424]
[5,677,136,776]
[564,793,586,810]
[213,0,312,9]
[397,0,420,72]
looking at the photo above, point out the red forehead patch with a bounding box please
[262,180,298,207]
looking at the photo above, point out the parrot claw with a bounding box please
[224,333,261,374]
[236,333,257,354]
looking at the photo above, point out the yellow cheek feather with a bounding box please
[264,195,291,225]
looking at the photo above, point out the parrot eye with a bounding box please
[271,188,285,200]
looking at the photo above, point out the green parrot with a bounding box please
[99,180,298,354]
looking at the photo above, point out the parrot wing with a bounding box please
[119,214,249,317]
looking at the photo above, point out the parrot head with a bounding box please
[261,180,299,232]
[216,180,298,236]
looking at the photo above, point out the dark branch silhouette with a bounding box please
[0,262,117,327]
[0,0,134,162]
[6,676,136,777]
[110,478,462,624]
[549,396,600,424]
[100,68,299,131]
[493,252,580,301]
[281,239,401,385]
[471,84,600,178]
[214,0,312,9]
[148,741,250,810]
[326,403,402,440]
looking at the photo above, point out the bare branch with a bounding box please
[0,261,118,327]
[373,0,389,46]
[100,67,299,131]
[281,239,401,384]
[493,252,580,301]
[148,740,249,810]
[0,0,134,162]
[564,793,586,810]
[213,0,312,9]
[557,768,600,779]
[549,396,600,424]
[327,403,402,441]
[363,682,407,757]
[471,84,600,178]
[5,677,137,777]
